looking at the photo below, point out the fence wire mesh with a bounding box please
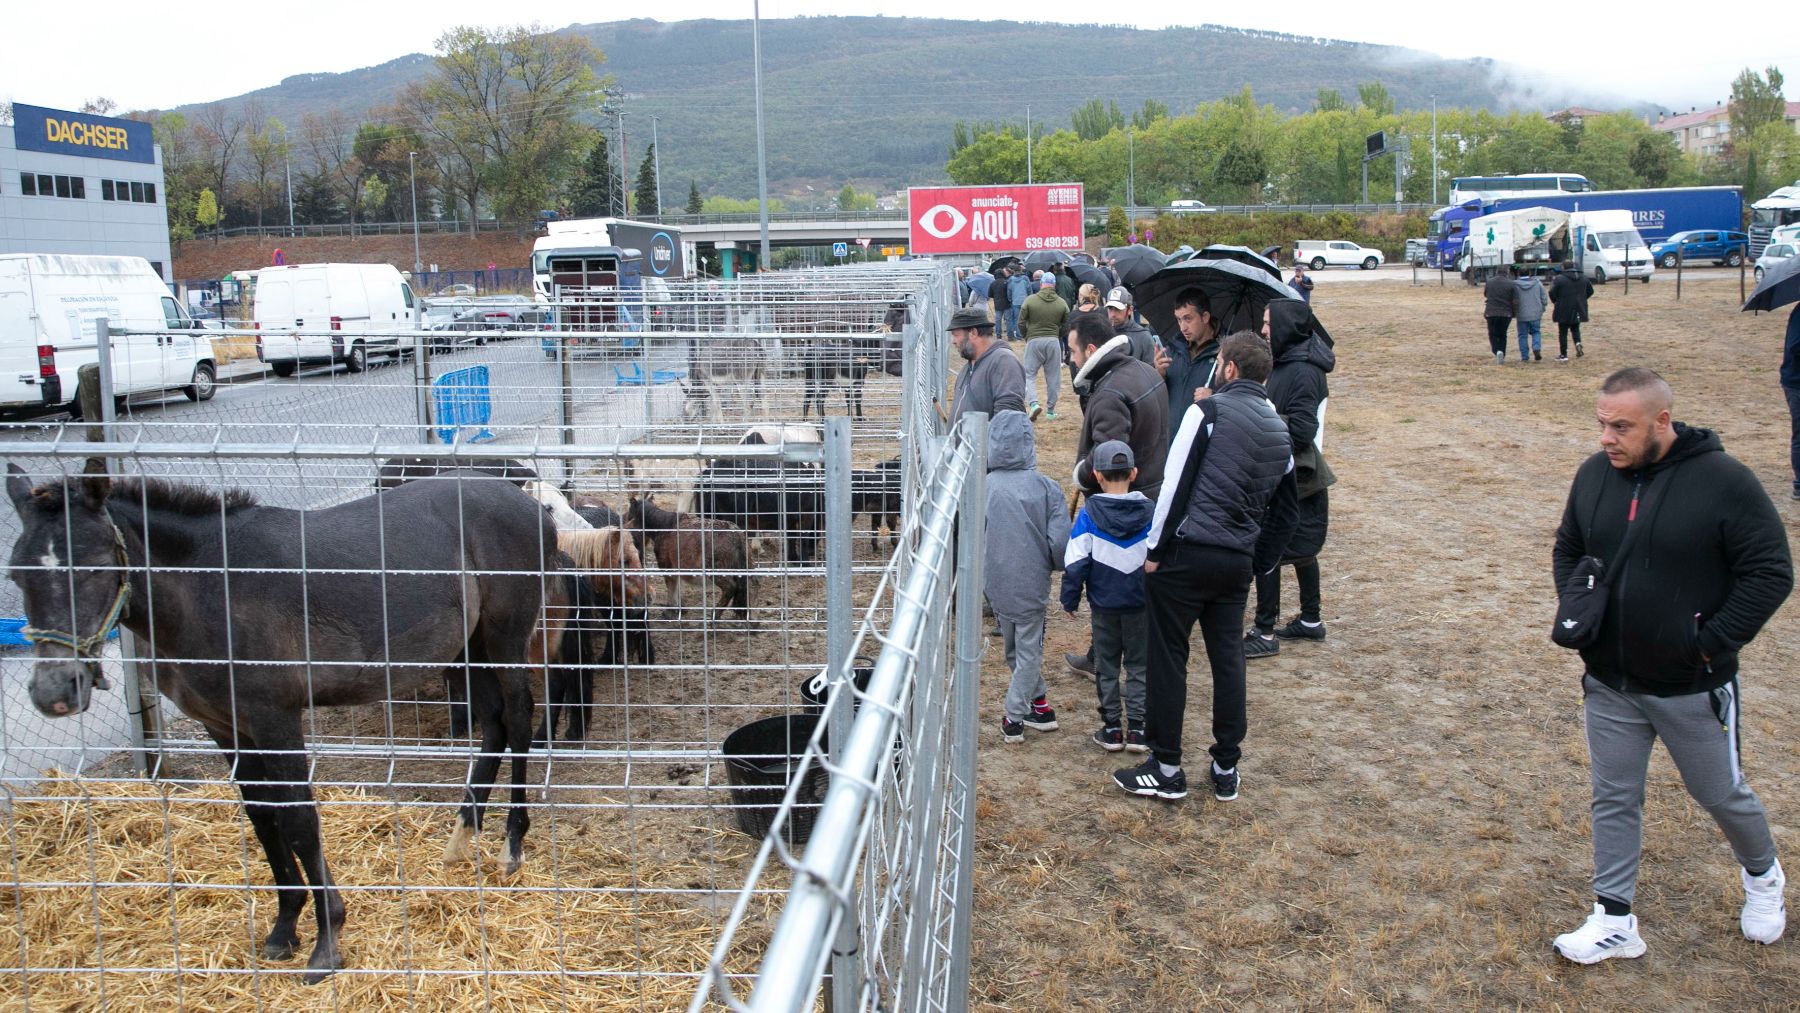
[0,261,973,1011]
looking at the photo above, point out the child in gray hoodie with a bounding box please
[983,410,1071,742]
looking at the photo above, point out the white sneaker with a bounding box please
[1742,860,1787,944]
[1494,351,1505,365]
[1553,904,1646,964]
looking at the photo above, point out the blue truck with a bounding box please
[1426,186,1742,270]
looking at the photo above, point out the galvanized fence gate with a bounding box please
[0,262,980,1010]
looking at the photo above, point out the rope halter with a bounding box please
[22,522,132,661]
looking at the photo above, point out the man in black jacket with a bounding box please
[1069,313,1169,499]
[1114,333,1296,804]
[1245,299,1336,659]
[1549,261,1592,361]
[1549,367,1791,965]
[1483,266,1518,365]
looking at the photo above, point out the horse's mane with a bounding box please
[557,527,635,571]
[109,478,259,516]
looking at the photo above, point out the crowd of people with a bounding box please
[947,275,1336,804]
[947,262,1796,962]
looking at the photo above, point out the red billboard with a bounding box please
[907,183,1086,255]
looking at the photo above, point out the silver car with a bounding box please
[1754,242,1796,282]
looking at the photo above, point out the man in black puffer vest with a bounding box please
[1114,333,1298,804]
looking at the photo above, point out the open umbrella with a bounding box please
[1189,244,1282,282]
[1134,259,1299,339]
[1069,251,1097,266]
[987,255,1022,276]
[1744,254,1800,314]
[1102,244,1168,288]
[1067,262,1111,297]
[1020,250,1073,273]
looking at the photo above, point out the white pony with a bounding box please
[523,480,591,531]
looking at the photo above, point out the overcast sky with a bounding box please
[3,2,1793,114]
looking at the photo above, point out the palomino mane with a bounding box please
[108,478,259,516]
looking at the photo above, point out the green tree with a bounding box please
[1357,82,1395,117]
[836,184,876,212]
[194,187,220,242]
[1629,133,1679,187]
[633,144,659,216]
[701,195,785,213]
[1106,205,1128,247]
[1131,100,1168,131]
[568,135,623,217]
[1071,99,1125,142]
[1729,66,1787,147]
[1313,89,1347,113]
[401,23,607,231]
[686,179,702,214]
[242,118,289,229]
[1215,139,1269,204]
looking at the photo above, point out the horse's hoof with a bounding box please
[443,823,476,866]
[262,935,300,961]
[502,854,523,877]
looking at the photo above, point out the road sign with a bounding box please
[907,183,1085,255]
[833,242,849,257]
[855,237,871,249]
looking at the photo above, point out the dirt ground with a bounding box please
[965,269,1800,1010]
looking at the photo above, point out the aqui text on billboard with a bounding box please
[908,184,1085,255]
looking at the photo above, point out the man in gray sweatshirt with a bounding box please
[947,306,1028,427]
[1515,270,1550,362]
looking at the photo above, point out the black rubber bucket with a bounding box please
[798,655,875,713]
[722,714,830,845]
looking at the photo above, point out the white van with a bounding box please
[0,254,217,413]
[254,263,417,376]
[1570,210,1654,283]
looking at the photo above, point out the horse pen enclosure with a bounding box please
[0,263,984,1011]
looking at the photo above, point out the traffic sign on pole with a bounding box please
[832,241,848,258]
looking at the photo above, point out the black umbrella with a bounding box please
[1067,262,1111,296]
[1069,251,1097,266]
[1189,244,1282,282]
[987,255,1022,276]
[1743,254,1800,314]
[1020,250,1072,272]
[1101,244,1168,288]
[1134,259,1300,339]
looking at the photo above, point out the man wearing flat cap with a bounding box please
[948,305,1029,428]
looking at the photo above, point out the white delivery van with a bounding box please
[253,263,417,376]
[1570,210,1654,283]
[0,254,217,413]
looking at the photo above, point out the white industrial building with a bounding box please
[1,102,173,281]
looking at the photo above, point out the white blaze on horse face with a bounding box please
[39,549,61,571]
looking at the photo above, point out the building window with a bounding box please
[22,174,88,199]
[53,176,71,198]
[38,174,53,195]
[70,177,84,199]
[130,181,144,203]
[21,173,36,196]
[102,180,115,200]
[143,182,156,204]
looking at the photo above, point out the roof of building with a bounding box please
[1655,101,1800,132]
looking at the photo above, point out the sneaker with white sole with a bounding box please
[1553,904,1646,964]
[1029,400,1043,420]
[1113,759,1187,800]
[1742,860,1787,944]
[999,717,1024,744]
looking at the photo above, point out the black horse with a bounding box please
[799,336,883,420]
[6,463,566,982]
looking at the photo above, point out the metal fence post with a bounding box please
[821,416,862,1011]
[92,318,161,779]
[413,327,433,443]
[944,413,986,1013]
[559,324,575,451]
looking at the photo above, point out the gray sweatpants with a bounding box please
[1583,673,1778,906]
[998,607,1048,723]
[1022,337,1063,412]
[1091,609,1147,727]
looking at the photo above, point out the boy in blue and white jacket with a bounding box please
[1061,440,1154,752]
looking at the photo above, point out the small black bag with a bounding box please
[1552,555,1611,649]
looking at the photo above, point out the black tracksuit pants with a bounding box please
[1143,541,1252,770]
[1485,317,1511,355]
[1254,557,1321,629]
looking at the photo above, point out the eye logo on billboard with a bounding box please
[11,103,156,165]
[916,205,968,240]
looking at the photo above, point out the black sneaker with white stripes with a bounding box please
[1113,759,1187,800]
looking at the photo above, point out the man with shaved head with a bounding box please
[1550,366,1793,964]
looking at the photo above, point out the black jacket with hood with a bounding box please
[1552,424,1792,696]
[1259,298,1337,561]
[1072,334,1169,497]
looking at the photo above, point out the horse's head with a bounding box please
[558,527,652,606]
[605,528,653,607]
[6,462,126,717]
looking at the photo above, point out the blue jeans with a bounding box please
[1516,318,1542,358]
[1003,306,1020,341]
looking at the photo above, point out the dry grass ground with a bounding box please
[967,270,1800,1009]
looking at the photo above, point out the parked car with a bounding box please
[254,263,417,376]
[1293,240,1384,270]
[433,283,477,297]
[1754,242,1796,282]
[1169,199,1214,213]
[1649,229,1748,269]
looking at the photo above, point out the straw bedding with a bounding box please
[0,776,775,1011]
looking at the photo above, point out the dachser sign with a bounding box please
[11,103,155,165]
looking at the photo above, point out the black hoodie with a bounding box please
[1263,299,1336,461]
[1552,424,1792,695]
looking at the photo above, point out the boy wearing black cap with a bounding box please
[1061,440,1155,752]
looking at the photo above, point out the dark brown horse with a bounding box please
[6,463,566,982]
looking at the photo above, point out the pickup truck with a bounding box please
[1293,240,1384,270]
[1649,230,1748,268]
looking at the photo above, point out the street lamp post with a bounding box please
[1431,96,1439,206]
[408,151,422,277]
[752,0,771,270]
[651,115,663,216]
